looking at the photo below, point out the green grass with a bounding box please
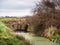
[0,22,28,45]
[0,18,19,24]
[31,36,57,45]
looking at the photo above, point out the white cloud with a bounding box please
[0,0,40,17]
[0,0,36,9]
[0,9,32,17]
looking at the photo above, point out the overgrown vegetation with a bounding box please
[29,0,60,38]
[0,0,60,45]
[0,22,29,45]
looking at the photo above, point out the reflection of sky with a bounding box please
[0,0,40,17]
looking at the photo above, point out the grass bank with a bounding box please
[0,22,29,45]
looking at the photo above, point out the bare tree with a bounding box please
[30,0,60,40]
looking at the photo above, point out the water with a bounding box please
[14,32,57,45]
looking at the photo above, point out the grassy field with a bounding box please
[0,22,28,45]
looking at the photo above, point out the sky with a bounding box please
[0,0,40,17]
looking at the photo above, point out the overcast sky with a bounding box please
[0,0,40,17]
